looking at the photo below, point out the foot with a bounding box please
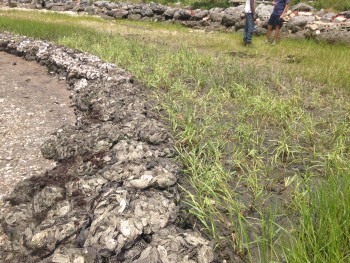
[271,40,276,46]
[265,39,269,44]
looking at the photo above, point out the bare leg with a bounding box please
[266,25,273,43]
[274,25,281,44]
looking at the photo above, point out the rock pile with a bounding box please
[1,0,350,44]
[0,32,214,263]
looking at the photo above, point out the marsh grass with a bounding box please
[285,169,350,263]
[308,0,350,11]
[1,10,350,262]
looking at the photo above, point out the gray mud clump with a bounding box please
[0,33,214,263]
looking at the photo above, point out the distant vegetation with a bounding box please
[308,0,350,11]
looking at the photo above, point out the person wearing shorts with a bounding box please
[265,0,289,45]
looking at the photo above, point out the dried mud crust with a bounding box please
[0,51,75,200]
[0,33,214,263]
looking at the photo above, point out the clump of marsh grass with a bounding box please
[285,168,350,262]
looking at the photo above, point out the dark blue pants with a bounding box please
[243,13,254,44]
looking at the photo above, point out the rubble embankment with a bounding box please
[1,1,350,44]
[0,32,214,263]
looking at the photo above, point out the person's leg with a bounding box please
[243,14,248,45]
[272,16,284,45]
[246,13,254,44]
[266,25,273,43]
[273,25,281,45]
[266,14,276,43]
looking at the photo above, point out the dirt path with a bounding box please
[0,51,75,200]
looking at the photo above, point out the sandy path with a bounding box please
[0,51,75,200]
